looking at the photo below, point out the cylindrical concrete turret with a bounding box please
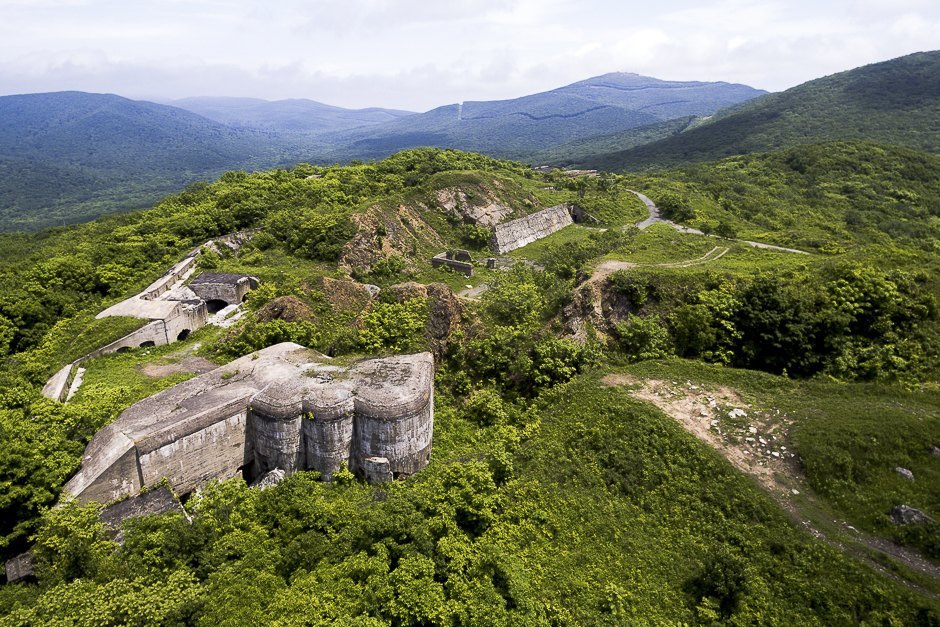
[249,382,304,475]
[301,389,355,480]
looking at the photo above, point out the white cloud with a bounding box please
[0,0,937,109]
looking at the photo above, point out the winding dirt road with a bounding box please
[627,189,809,255]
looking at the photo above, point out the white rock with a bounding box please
[748,426,758,434]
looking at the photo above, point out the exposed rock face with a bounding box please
[896,466,915,481]
[251,468,287,490]
[488,204,574,254]
[63,343,435,505]
[890,505,934,525]
[256,296,315,323]
[319,277,376,313]
[435,188,515,227]
[340,204,444,274]
[387,282,462,356]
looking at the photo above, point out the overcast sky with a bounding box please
[1,0,938,111]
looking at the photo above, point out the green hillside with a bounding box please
[0,92,311,231]
[0,148,938,622]
[584,51,940,170]
[320,73,764,162]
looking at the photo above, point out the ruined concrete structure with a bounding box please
[189,273,258,312]
[64,343,434,504]
[488,203,581,254]
[431,250,474,276]
[42,245,258,402]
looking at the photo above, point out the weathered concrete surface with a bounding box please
[189,273,258,306]
[99,487,187,543]
[64,344,434,503]
[431,251,474,276]
[42,363,76,403]
[5,552,34,583]
[489,204,574,254]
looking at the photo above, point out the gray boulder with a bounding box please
[890,505,934,526]
[252,468,286,489]
[895,466,915,481]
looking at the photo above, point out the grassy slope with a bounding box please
[1,147,939,621]
[585,51,940,171]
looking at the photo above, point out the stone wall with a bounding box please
[63,344,435,504]
[488,204,574,254]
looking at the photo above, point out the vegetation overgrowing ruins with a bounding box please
[0,145,938,623]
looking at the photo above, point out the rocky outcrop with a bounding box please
[435,187,516,227]
[890,505,934,525]
[63,343,435,505]
[256,296,315,323]
[488,204,574,254]
[387,282,463,356]
[340,204,444,275]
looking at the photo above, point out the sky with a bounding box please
[1,0,938,112]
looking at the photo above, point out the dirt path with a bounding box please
[586,246,730,288]
[602,374,940,599]
[626,190,809,255]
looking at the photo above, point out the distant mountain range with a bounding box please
[0,74,764,230]
[317,73,765,161]
[0,91,313,230]
[169,97,414,134]
[2,51,939,231]
[580,51,940,170]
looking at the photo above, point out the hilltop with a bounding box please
[170,96,414,133]
[0,146,937,623]
[583,51,940,170]
[319,73,765,161]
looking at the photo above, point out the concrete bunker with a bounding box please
[189,273,259,309]
[431,249,474,276]
[63,343,435,505]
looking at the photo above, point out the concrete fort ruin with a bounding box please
[42,266,259,402]
[64,343,435,504]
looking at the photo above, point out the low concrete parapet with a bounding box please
[432,250,474,276]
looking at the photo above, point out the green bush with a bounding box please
[615,315,672,361]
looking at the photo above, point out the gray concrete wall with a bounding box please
[431,255,473,276]
[63,344,435,504]
[190,277,254,305]
[489,204,574,254]
[138,412,249,496]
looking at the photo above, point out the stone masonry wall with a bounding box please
[488,204,573,254]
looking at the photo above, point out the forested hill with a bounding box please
[170,96,415,133]
[316,73,765,161]
[0,147,938,622]
[0,92,309,231]
[582,50,940,171]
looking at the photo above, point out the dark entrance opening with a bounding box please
[206,299,228,313]
[177,329,191,341]
[116,346,131,353]
[139,341,156,348]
